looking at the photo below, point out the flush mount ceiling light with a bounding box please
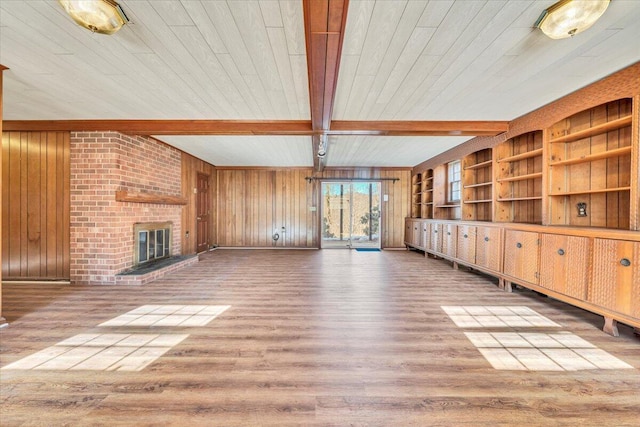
[59,0,129,35]
[535,0,610,39]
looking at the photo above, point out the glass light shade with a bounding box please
[59,0,128,35]
[536,0,610,39]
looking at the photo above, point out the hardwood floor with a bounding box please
[1,249,639,426]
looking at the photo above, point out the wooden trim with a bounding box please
[2,120,313,135]
[331,121,508,136]
[115,190,188,205]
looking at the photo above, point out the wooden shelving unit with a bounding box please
[462,148,492,221]
[494,131,543,224]
[547,99,633,229]
[420,170,434,219]
[411,172,422,218]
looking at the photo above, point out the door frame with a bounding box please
[319,180,382,249]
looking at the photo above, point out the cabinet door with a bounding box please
[442,224,457,257]
[456,225,477,264]
[590,239,640,318]
[413,220,423,248]
[476,226,502,272]
[422,221,431,251]
[539,234,589,299]
[503,230,540,284]
[405,219,413,246]
[431,223,443,253]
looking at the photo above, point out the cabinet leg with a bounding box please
[602,317,620,337]
[498,278,505,290]
[504,281,513,293]
[452,261,459,270]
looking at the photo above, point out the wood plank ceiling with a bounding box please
[1,1,639,168]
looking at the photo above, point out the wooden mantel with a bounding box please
[115,190,187,205]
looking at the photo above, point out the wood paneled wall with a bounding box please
[216,168,411,248]
[217,169,316,247]
[181,152,216,255]
[2,131,70,280]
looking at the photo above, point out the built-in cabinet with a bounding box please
[405,218,640,335]
[406,97,640,336]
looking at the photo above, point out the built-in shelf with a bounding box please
[464,199,492,204]
[422,189,434,193]
[424,177,433,181]
[463,181,492,189]
[435,204,461,208]
[549,146,632,167]
[496,172,543,183]
[464,159,492,170]
[496,196,542,202]
[548,115,632,144]
[549,187,631,197]
[115,190,188,205]
[497,148,543,163]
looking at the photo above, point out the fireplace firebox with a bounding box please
[134,222,172,266]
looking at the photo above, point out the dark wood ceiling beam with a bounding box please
[1,120,313,135]
[304,0,349,171]
[330,120,509,136]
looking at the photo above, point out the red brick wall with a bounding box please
[70,132,182,285]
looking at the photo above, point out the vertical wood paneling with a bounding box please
[1,131,70,280]
[216,168,410,248]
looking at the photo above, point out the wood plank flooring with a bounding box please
[1,249,639,426]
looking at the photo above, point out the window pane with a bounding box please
[139,231,148,263]
[149,230,156,259]
[164,229,170,256]
[156,230,164,258]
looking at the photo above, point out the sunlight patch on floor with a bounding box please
[441,305,561,328]
[1,333,189,372]
[465,332,634,371]
[98,305,230,327]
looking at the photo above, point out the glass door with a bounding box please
[321,181,381,249]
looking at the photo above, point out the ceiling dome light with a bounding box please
[535,0,610,39]
[59,0,129,35]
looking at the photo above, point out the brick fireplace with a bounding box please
[69,132,183,285]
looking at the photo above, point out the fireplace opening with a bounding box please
[134,222,172,266]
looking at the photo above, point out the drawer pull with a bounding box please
[557,249,565,256]
[463,234,468,238]
[484,237,489,242]
[516,242,522,248]
[434,230,438,233]
[620,258,631,267]
[447,232,451,236]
